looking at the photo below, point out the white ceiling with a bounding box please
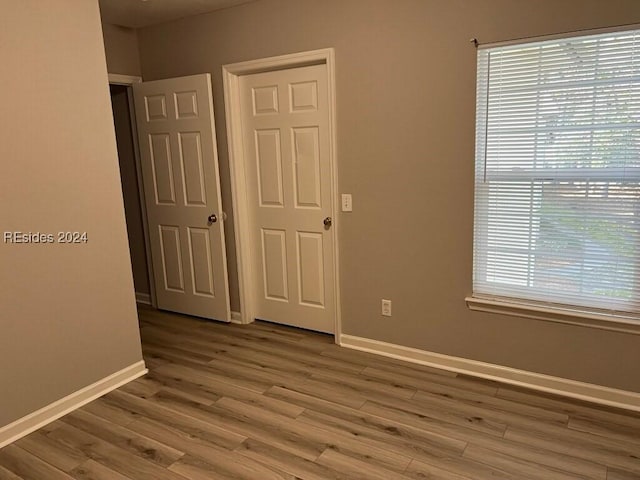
[99,0,257,28]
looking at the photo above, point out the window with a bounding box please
[471,28,640,324]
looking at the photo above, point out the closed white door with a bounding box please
[239,64,335,333]
[133,74,230,321]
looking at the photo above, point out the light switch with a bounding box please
[341,194,352,212]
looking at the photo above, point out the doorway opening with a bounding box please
[108,76,156,308]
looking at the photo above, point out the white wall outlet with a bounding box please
[381,299,392,317]
[341,193,352,212]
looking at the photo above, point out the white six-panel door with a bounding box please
[239,64,335,333]
[133,74,230,321]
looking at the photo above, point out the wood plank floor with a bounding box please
[2,306,640,480]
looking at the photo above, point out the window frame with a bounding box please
[468,25,640,334]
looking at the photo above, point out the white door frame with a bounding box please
[108,73,157,307]
[222,48,342,340]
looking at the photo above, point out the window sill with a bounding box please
[465,296,640,335]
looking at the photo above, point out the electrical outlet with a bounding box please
[381,299,392,316]
[341,193,352,212]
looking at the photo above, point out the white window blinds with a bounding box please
[473,29,640,317]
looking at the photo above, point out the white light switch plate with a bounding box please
[341,194,352,212]
[381,299,392,316]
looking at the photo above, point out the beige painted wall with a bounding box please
[102,22,141,76]
[137,0,640,392]
[110,85,151,296]
[0,0,144,427]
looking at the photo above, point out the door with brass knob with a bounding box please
[133,73,230,322]
[239,63,335,333]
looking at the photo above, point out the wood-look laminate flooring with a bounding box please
[2,306,640,480]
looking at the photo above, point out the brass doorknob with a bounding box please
[323,217,332,228]
[208,214,217,224]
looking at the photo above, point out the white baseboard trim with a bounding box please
[135,292,152,305]
[340,334,640,413]
[230,311,243,324]
[0,361,147,448]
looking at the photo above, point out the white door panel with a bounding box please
[133,74,230,321]
[240,64,334,333]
